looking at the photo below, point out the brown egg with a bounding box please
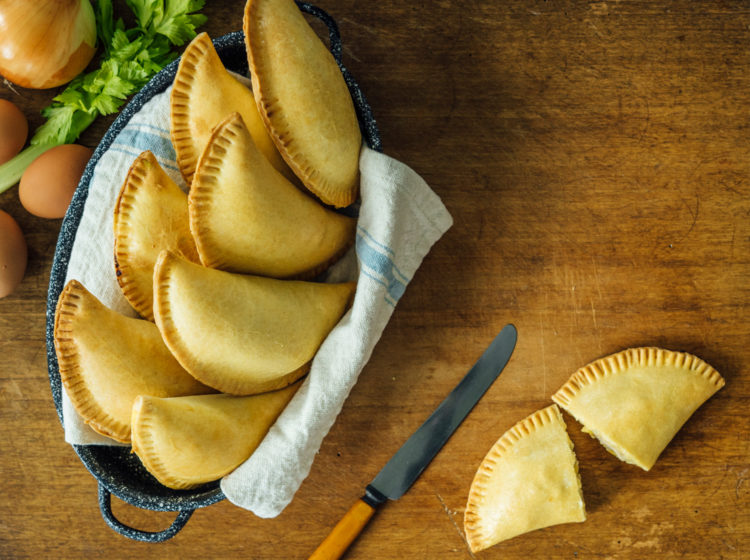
[0,209,27,298]
[0,98,27,165]
[19,144,92,219]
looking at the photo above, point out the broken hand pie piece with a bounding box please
[131,381,300,489]
[552,347,725,471]
[190,112,356,277]
[170,31,293,185]
[464,404,586,552]
[153,251,356,395]
[53,280,212,443]
[244,0,362,207]
[114,151,199,320]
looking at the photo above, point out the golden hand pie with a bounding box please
[552,347,724,471]
[131,381,300,489]
[53,279,212,444]
[464,404,586,552]
[170,31,293,185]
[190,112,356,277]
[244,0,362,207]
[153,251,356,395]
[113,150,199,320]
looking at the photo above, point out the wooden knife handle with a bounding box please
[308,498,377,560]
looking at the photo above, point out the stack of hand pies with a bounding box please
[54,0,363,490]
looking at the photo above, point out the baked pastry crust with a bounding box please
[153,251,356,395]
[552,347,725,471]
[113,151,198,320]
[189,112,355,277]
[53,279,212,443]
[170,31,293,185]
[244,0,362,207]
[464,404,585,552]
[131,381,300,489]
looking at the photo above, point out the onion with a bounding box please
[0,0,96,89]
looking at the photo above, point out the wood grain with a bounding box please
[1,1,748,558]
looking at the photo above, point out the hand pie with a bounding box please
[131,381,300,489]
[53,279,212,443]
[244,0,362,207]
[170,31,293,185]
[190,112,356,277]
[464,404,586,552]
[552,347,724,471]
[113,151,199,320]
[153,251,356,395]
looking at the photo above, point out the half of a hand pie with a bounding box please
[190,112,356,277]
[170,31,293,185]
[464,404,586,552]
[552,347,725,471]
[53,280,212,443]
[244,0,362,207]
[131,381,300,489]
[113,151,199,320]
[153,251,356,395]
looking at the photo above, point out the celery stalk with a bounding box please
[0,143,60,194]
[0,0,206,195]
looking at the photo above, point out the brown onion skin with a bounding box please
[0,0,97,89]
[1,41,96,90]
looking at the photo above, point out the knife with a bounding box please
[308,324,517,560]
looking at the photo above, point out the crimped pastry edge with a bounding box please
[169,31,214,185]
[243,0,361,208]
[113,151,158,321]
[188,112,355,278]
[130,395,202,490]
[551,347,725,470]
[152,250,314,395]
[131,384,302,490]
[54,280,131,443]
[188,113,247,271]
[552,347,725,408]
[463,404,584,552]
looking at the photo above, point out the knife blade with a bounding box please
[308,324,517,560]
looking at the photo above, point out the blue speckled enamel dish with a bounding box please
[45,2,379,542]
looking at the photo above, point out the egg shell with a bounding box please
[0,98,27,165]
[19,144,92,219]
[0,209,27,298]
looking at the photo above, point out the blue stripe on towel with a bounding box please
[360,268,397,307]
[127,122,171,135]
[114,128,177,161]
[357,225,395,256]
[109,146,181,172]
[357,225,409,284]
[355,231,408,306]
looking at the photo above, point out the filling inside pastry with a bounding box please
[552,347,725,470]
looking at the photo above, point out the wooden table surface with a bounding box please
[1,1,748,558]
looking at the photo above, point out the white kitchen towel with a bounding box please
[61,80,453,517]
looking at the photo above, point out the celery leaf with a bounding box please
[27,0,208,148]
